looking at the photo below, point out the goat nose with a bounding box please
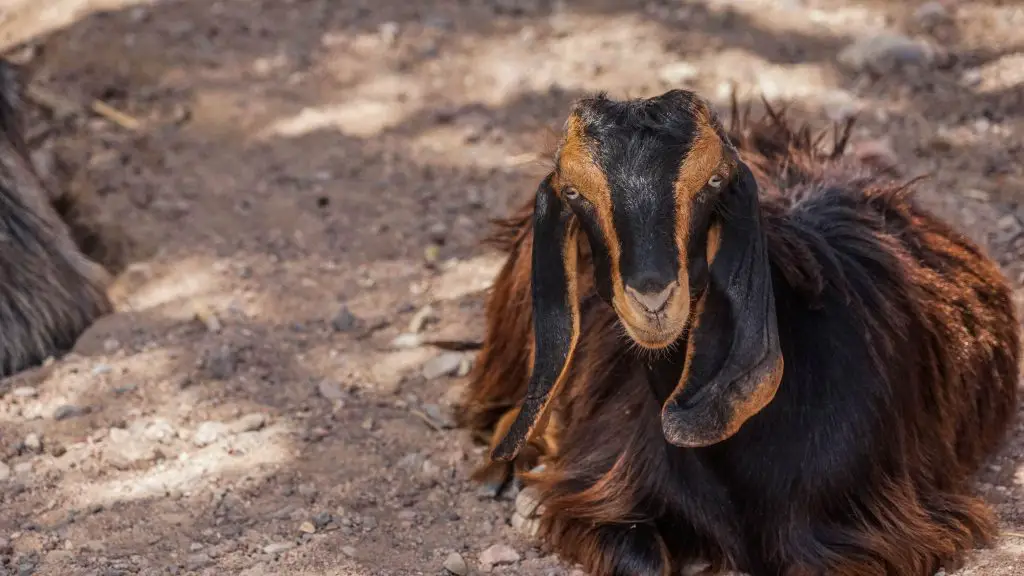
[626,281,676,314]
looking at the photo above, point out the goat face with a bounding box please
[491,90,785,461]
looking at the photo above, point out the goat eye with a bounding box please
[707,175,724,189]
[564,187,580,200]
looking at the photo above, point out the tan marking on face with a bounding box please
[555,113,629,324]
[706,220,722,265]
[673,104,726,261]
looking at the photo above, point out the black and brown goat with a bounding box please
[0,59,113,378]
[457,89,1022,576]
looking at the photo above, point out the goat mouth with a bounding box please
[620,317,687,350]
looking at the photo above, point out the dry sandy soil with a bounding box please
[1,0,1023,575]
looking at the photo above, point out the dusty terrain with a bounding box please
[1,0,1023,575]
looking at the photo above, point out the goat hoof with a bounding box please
[510,510,540,538]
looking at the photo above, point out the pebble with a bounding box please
[92,364,113,376]
[0,460,10,481]
[192,421,229,447]
[186,553,213,569]
[342,546,357,557]
[144,419,178,443]
[312,511,333,529]
[24,433,43,453]
[103,338,121,353]
[390,333,424,349]
[479,544,521,568]
[421,404,456,429]
[299,521,316,534]
[317,380,346,401]
[331,306,361,333]
[913,1,951,28]
[658,61,699,85]
[105,428,157,469]
[837,32,936,74]
[262,542,295,555]
[422,353,464,380]
[231,413,268,433]
[11,387,38,398]
[443,552,469,575]
[53,404,86,421]
[408,305,438,333]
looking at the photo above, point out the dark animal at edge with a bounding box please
[0,59,112,378]
[457,89,1022,576]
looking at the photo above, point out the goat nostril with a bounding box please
[626,282,676,314]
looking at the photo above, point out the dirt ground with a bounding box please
[1,0,1023,575]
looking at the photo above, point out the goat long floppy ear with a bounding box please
[491,173,580,462]
[661,161,784,447]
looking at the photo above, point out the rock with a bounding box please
[427,222,449,244]
[331,306,361,332]
[510,511,540,538]
[851,137,899,171]
[11,387,38,398]
[92,364,113,376]
[443,552,469,575]
[103,338,121,353]
[53,405,87,421]
[144,419,177,443]
[658,61,699,85]
[298,521,316,534]
[422,353,464,380]
[421,404,456,429]
[262,542,295,555]
[312,511,333,529]
[193,421,229,447]
[408,305,438,333]
[0,460,10,481]
[391,333,424,349]
[837,33,936,74]
[479,544,520,568]
[105,428,157,469]
[231,413,268,433]
[24,433,43,453]
[515,485,543,517]
[186,553,213,570]
[913,1,951,29]
[342,546,357,557]
[317,380,346,401]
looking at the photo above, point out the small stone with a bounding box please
[103,338,121,353]
[479,544,521,568]
[312,511,333,529]
[422,353,464,380]
[317,380,346,401]
[422,404,456,429]
[913,1,951,29]
[443,552,469,575]
[262,542,295,555]
[11,387,38,398]
[851,138,899,171]
[331,306,361,332]
[186,553,213,569]
[144,419,177,443]
[837,33,936,74]
[47,442,67,457]
[408,305,438,333]
[658,61,698,85]
[390,333,424,349]
[231,413,268,433]
[193,421,229,447]
[0,461,10,481]
[427,222,449,243]
[397,510,417,521]
[361,417,375,431]
[92,364,113,376]
[342,546,357,557]
[424,243,441,264]
[24,433,43,453]
[105,428,157,469]
[510,511,540,538]
[53,405,86,421]
[299,521,316,534]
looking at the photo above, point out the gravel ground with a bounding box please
[1,0,1023,575]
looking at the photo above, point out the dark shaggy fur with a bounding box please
[0,59,113,378]
[457,97,1022,575]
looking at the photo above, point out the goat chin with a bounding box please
[457,97,1021,576]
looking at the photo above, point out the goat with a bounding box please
[456,89,1022,576]
[0,59,113,378]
